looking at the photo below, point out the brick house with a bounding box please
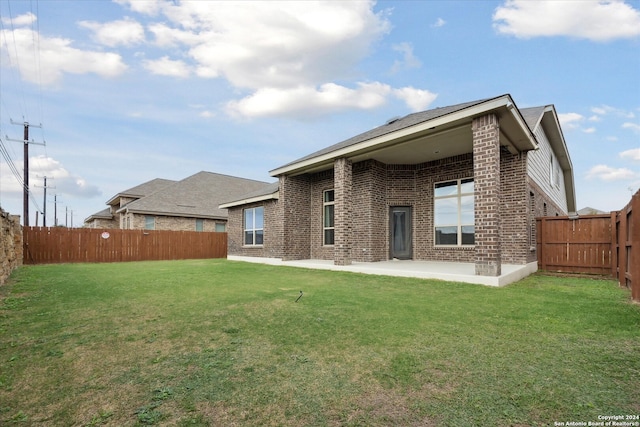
[220,94,576,278]
[84,171,269,232]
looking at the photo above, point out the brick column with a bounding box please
[280,175,311,261]
[472,114,501,276]
[334,158,353,265]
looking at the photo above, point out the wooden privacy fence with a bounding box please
[537,189,639,302]
[23,227,227,264]
[536,214,613,275]
[614,190,639,301]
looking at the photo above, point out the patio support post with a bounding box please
[280,174,311,261]
[334,157,353,266]
[472,113,501,276]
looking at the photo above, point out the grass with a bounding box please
[0,259,638,426]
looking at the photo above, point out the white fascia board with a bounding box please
[508,103,539,151]
[219,191,279,209]
[270,96,515,177]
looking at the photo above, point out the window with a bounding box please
[434,178,474,246]
[195,219,204,232]
[244,207,264,245]
[215,223,226,232]
[550,155,560,188]
[144,215,155,230]
[323,190,335,245]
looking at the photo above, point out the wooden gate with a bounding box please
[23,227,227,264]
[536,215,614,275]
[536,189,639,302]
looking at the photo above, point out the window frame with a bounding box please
[195,218,204,232]
[434,178,474,247]
[323,189,335,246]
[243,206,264,246]
[144,215,155,230]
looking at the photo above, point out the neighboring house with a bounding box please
[577,207,608,215]
[220,94,576,278]
[85,172,269,232]
[85,178,175,229]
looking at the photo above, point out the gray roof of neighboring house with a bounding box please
[271,97,492,173]
[577,207,608,215]
[119,171,270,219]
[84,207,112,223]
[106,178,176,206]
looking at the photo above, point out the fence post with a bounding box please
[538,218,546,271]
[610,211,618,279]
[630,191,639,301]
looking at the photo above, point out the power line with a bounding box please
[6,119,45,226]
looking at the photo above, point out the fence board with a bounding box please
[537,215,613,275]
[536,189,639,302]
[23,228,227,264]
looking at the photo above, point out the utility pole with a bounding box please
[35,176,55,227]
[65,206,73,228]
[7,120,45,226]
[54,194,61,226]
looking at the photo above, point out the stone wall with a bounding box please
[1,208,22,285]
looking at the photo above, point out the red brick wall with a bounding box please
[334,158,353,265]
[473,114,501,276]
[227,118,546,269]
[226,199,282,258]
[281,174,311,260]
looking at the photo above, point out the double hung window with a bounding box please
[323,190,335,245]
[244,207,264,245]
[434,178,474,246]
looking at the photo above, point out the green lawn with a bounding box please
[0,259,638,426]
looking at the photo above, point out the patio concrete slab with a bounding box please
[227,256,537,287]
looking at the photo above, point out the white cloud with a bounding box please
[588,115,601,122]
[586,164,638,181]
[493,0,640,41]
[114,0,162,16]
[143,56,191,78]
[226,82,392,119]
[620,148,640,161]
[115,0,439,119]
[622,122,640,133]
[592,104,635,118]
[390,43,422,73]
[0,27,127,85]
[558,112,584,130]
[393,87,438,112]
[432,18,446,28]
[1,12,36,26]
[78,17,145,47]
[1,156,100,198]
[582,127,596,134]
[131,1,390,89]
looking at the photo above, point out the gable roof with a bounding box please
[270,94,538,177]
[219,181,279,209]
[106,178,176,206]
[84,207,112,223]
[118,171,270,219]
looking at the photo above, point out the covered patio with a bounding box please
[227,256,538,287]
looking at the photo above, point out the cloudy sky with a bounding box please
[0,0,638,226]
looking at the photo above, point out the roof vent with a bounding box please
[385,116,401,125]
